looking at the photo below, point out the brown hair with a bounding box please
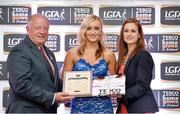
[117,18,145,71]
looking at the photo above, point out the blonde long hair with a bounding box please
[77,14,106,59]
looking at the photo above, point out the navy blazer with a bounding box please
[6,36,62,113]
[122,49,159,113]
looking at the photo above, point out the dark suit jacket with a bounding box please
[122,49,159,113]
[6,36,62,113]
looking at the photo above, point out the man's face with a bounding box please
[26,16,49,47]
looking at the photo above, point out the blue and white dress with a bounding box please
[70,58,113,113]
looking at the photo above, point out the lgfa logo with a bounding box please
[8,37,24,47]
[41,9,65,21]
[69,38,78,46]
[103,9,127,21]
[165,66,180,74]
[161,62,180,80]
[145,36,153,50]
[165,10,180,19]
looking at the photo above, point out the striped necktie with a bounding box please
[40,47,54,77]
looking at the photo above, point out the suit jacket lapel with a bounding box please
[33,46,52,72]
[124,58,130,74]
[24,36,54,80]
[124,53,138,74]
[124,55,135,74]
[44,47,58,85]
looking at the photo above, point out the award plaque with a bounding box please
[92,75,125,96]
[63,71,92,96]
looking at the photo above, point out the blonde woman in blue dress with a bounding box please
[62,14,116,113]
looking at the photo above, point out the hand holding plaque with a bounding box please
[63,71,92,97]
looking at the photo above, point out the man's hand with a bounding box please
[55,92,74,103]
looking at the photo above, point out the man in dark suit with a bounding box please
[6,14,74,113]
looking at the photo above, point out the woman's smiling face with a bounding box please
[123,22,140,46]
[85,19,102,43]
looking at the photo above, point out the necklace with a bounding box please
[122,55,126,64]
[123,53,131,64]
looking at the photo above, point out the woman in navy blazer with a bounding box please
[116,18,159,113]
